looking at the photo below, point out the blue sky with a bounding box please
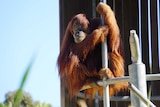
[0,0,60,107]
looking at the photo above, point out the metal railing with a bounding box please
[79,0,160,106]
[80,30,160,107]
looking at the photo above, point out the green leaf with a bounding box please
[19,55,36,90]
[14,54,36,107]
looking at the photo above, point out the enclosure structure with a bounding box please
[59,0,160,107]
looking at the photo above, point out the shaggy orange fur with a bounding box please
[57,2,127,100]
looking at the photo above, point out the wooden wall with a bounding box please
[59,0,160,106]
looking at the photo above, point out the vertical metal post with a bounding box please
[147,0,152,74]
[102,41,110,107]
[129,30,147,107]
[100,0,110,107]
[157,0,160,68]
[138,0,142,57]
[95,94,99,107]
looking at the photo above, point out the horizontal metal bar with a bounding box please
[97,76,129,86]
[110,96,130,101]
[81,74,160,91]
[110,96,160,102]
[97,74,160,86]
[146,74,160,81]
[78,92,160,101]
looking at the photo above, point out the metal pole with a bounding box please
[157,0,160,68]
[129,83,156,107]
[147,0,152,74]
[129,30,147,107]
[138,0,142,56]
[99,0,110,107]
[81,74,160,91]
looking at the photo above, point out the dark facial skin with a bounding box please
[72,20,88,43]
[70,14,89,43]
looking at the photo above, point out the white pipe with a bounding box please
[129,83,156,107]
[157,0,160,68]
[81,74,160,91]
[100,0,109,107]
[129,30,147,107]
[147,0,153,73]
[138,0,142,56]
